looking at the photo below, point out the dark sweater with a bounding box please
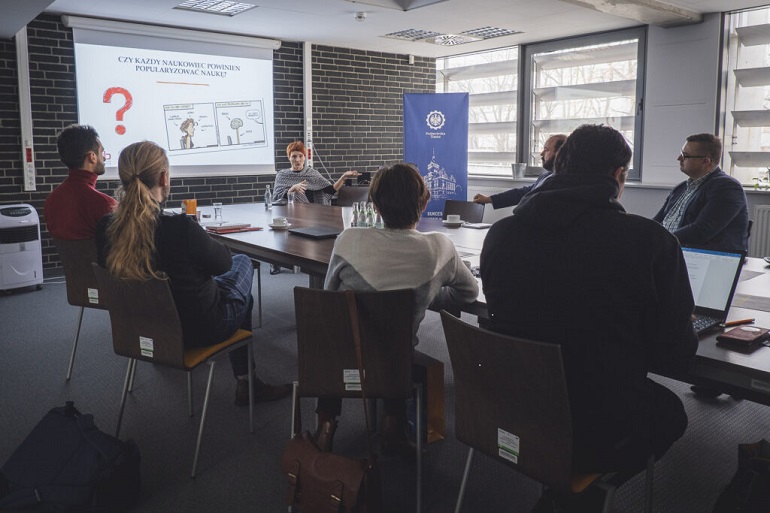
[481,174,697,451]
[96,211,232,346]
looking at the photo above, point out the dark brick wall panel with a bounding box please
[0,17,435,269]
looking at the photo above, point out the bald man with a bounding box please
[473,134,567,210]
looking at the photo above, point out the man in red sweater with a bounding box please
[45,124,117,240]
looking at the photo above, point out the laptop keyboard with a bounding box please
[693,316,719,334]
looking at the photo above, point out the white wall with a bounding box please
[640,13,723,185]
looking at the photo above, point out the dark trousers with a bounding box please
[574,379,687,485]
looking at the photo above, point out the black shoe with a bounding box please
[235,378,291,406]
[690,385,723,398]
[270,264,281,275]
[313,419,338,452]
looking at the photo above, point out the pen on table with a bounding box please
[720,318,755,328]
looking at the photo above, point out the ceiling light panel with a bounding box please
[174,0,257,16]
[461,27,521,39]
[383,28,443,41]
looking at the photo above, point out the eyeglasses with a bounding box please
[679,153,708,160]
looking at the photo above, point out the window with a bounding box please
[436,47,519,177]
[722,6,770,187]
[522,28,646,178]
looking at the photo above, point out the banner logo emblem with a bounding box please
[426,110,445,130]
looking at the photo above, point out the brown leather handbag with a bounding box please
[281,291,382,513]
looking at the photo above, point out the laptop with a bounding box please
[681,246,746,335]
[288,226,341,240]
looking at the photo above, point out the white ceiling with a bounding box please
[1,0,769,57]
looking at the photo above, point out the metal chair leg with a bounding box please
[416,383,423,513]
[644,454,654,513]
[65,307,85,380]
[115,358,135,438]
[454,448,475,513]
[188,372,194,417]
[191,360,216,478]
[128,362,137,393]
[290,381,299,438]
[248,342,254,433]
[256,263,263,328]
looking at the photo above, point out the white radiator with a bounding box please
[749,205,770,258]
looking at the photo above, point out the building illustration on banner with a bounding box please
[422,150,460,200]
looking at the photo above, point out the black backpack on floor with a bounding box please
[0,401,140,512]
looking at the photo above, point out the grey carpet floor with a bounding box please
[1,266,769,512]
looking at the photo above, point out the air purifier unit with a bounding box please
[0,204,43,291]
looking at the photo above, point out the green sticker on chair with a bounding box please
[498,428,520,464]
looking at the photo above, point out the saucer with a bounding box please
[442,220,464,228]
[269,223,292,230]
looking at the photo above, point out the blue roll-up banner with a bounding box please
[404,93,469,219]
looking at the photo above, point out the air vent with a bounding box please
[423,34,483,46]
[0,225,38,244]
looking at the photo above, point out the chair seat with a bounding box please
[183,329,252,369]
[570,473,601,493]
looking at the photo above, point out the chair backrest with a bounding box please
[293,287,414,398]
[443,199,484,223]
[53,238,107,310]
[336,186,370,206]
[440,310,574,492]
[91,263,187,369]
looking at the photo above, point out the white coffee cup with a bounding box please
[272,216,288,226]
[447,214,461,223]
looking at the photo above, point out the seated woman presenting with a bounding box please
[272,141,360,205]
[317,162,479,455]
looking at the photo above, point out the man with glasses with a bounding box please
[653,133,748,252]
[45,124,117,240]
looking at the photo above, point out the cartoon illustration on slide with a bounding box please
[216,100,267,147]
[164,100,267,152]
[179,118,196,149]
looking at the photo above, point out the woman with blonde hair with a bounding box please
[95,141,289,405]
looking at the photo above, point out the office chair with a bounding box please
[336,186,370,206]
[53,238,108,381]
[443,200,484,223]
[440,311,654,513]
[92,264,255,478]
[291,287,424,513]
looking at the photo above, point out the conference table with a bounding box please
[203,201,770,406]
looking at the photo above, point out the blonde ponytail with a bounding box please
[106,141,168,280]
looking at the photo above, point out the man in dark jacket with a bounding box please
[481,125,697,510]
[653,133,748,252]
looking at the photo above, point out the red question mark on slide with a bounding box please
[103,87,133,135]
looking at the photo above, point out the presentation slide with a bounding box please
[74,43,274,176]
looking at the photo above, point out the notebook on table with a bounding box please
[682,246,746,336]
[288,226,341,240]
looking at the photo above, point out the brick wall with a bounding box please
[0,15,435,269]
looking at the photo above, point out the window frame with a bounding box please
[520,27,647,179]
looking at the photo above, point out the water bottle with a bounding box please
[264,184,272,210]
[364,203,374,228]
[356,203,367,227]
[350,202,359,227]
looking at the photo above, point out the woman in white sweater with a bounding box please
[316,162,479,455]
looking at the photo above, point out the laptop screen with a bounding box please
[681,247,744,314]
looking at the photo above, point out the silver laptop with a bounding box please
[682,247,745,335]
